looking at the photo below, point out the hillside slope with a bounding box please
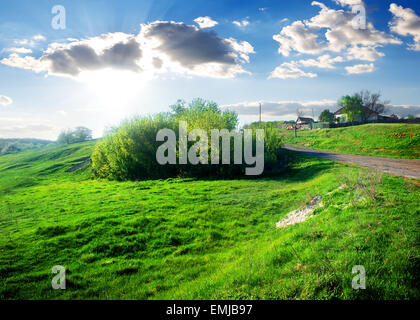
[0,141,419,299]
[0,140,95,194]
[283,124,420,159]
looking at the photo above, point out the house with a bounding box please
[296,117,314,125]
[334,107,380,123]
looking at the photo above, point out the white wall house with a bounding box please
[334,107,379,123]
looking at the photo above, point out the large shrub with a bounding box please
[91,99,284,180]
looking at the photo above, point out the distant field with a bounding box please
[0,141,419,299]
[283,124,420,159]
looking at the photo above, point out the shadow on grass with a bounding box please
[278,149,337,183]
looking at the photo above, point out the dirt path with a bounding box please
[284,144,420,180]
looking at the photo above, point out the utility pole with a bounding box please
[259,103,262,123]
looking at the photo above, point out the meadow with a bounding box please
[0,140,419,299]
[283,124,420,159]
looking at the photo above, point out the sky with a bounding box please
[0,0,420,140]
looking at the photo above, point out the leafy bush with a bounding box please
[91,99,284,180]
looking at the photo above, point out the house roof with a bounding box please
[297,117,314,123]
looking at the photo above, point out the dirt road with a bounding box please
[284,144,420,180]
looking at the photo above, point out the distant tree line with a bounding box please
[57,127,93,144]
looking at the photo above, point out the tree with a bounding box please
[338,95,364,122]
[73,126,92,142]
[319,109,335,123]
[355,90,388,120]
[407,115,415,120]
[57,127,92,144]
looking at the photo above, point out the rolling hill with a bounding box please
[0,140,419,299]
[283,124,420,159]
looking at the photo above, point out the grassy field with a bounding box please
[0,141,419,299]
[283,124,420,159]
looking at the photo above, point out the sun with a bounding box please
[79,69,150,121]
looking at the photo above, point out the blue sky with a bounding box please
[0,0,420,139]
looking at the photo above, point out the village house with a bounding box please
[334,107,381,123]
[296,116,315,129]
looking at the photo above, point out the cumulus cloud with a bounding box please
[273,21,325,56]
[269,62,317,79]
[273,1,401,58]
[345,63,375,74]
[389,4,420,51]
[0,95,13,106]
[139,21,254,78]
[298,54,345,69]
[0,54,46,72]
[1,22,254,79]
[346,45,385,61]
[233,19,250,27]
[194,16,218,29]
[270,1,403,78]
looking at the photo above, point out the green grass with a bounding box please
[283,124,420,159]
[0,141,419,299]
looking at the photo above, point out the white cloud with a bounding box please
[233,19,250,27]
[389,3,420,51]
[259,8,268,12]
[3,47,33,54]
[224,100,420,120]
[387,105,420,118]
[194,16,218,29]
[273,21,324,56]
[298,54,345,69]
[0,95,13,106]
[223,100,337,119]
[345,63,375,74]
[140,21,254,78]
[1,22,254,79]
[273,1,401,59]
[33,34,46,41]
[334,0,364,7]
[0,122,56,139]
[346,45,385,61]
[13,34,46,47]
[269,62,317,79]
[0,54,46,72]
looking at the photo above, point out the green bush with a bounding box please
[91,99,284,180]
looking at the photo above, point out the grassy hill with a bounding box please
[0,141,419,299]
[283,124,420,159]
[0,138,54,155]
